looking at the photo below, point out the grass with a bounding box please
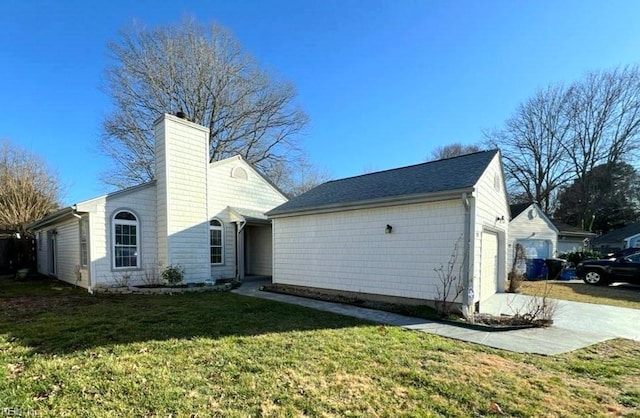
[2,275,640,417]
[519,280,640,310]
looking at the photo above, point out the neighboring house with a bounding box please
[593,222,640,253]
[28,114,288,291]
[508,203,596,265]
[552,221,596,254]
[509,202,557,263]
[267,150,509,314]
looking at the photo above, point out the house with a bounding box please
[267,150,510,314]
[28,114,288,291]
[592,222,640,253]
[508,202,596,266]
[508,202,557,263]
[552,221,596,254]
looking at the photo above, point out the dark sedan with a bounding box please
[576,252,640,286]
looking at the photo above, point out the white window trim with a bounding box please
[79,216,89,268]
[210,219,224,265]
[112,211,141,270]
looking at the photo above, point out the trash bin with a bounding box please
[560,268,576,281]
[526,259,547,280]
[545,258,566,281]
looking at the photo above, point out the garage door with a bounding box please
[517,239,551,259]
[481,231,499,302]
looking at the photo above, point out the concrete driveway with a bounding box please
[481,292,640,343]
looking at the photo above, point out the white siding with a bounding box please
[36,230,49,276]
[273,200,465,301]
[208,156,287,279]
[155,114,211,283]
[76,184,158,288]
[509,204,558,260]
[246,225,272,276]
[471,153,509,303]
[54,219,85,287]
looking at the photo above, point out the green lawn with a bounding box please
[520,280,640,310]
[2,276,640,417]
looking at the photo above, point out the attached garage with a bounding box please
[268,150,510,315]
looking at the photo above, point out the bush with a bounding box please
[557,250,602,267]
[507,243,526,293]
[162,265,184,285]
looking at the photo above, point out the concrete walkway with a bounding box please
[232,278,640,355]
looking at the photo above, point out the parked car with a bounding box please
[576,252,640,286]
[606,247,640,259]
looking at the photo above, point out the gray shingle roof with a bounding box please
[593,222,640,245]
[551,220,596,237]
[509,203,533,220]
[268,150,499,216]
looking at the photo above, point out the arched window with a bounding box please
[210,219,224,265]
[113,210,139,268]
[231,166,248,180]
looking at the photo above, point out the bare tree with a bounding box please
[0,140,61,235]
[486,65,640,215]
[269,157,331,197]
[100,19,309,188]
[430,143,481,160]
[561,66,640,223]
[485,85,573,213]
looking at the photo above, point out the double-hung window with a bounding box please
[210,219,224,265]
[113,211,139,268]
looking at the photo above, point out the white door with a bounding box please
[480,231,499,302]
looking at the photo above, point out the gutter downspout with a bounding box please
[461,193,473,318]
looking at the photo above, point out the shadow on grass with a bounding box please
[0,275,370,355]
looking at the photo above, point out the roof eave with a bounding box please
[27,207,75,231]
[558,231,597,238]
[268,187,474,218]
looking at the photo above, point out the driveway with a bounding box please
[481,292,640,342]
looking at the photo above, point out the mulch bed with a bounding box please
[263,283,552,330]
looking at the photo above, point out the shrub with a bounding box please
[507,243,526,293]
[162,265,184,285]
[557,250,602,267]
[433,235,467,318]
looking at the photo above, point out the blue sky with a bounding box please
[2,0,639,205]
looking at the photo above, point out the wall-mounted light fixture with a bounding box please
[385,224,393,234]
[495,215,505,223]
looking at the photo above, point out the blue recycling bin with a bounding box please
[526,258,547,280]
[560,268,576,281]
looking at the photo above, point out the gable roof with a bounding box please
[551,220,596,238]
[593,222,640,245]
[210,155,289,200]
[268,150,499,216]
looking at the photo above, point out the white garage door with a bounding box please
[481,231,499,302]
[517,239,551,259]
